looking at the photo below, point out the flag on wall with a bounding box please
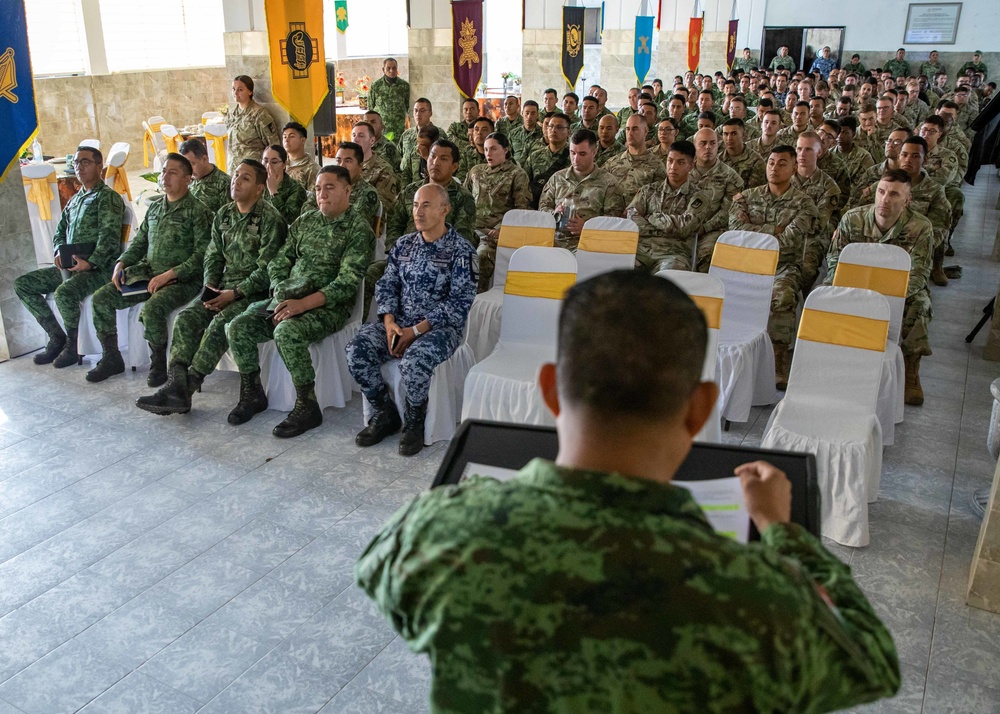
[265,0,328,124]
[634,14,654,86]
[562,5,585,90]
[726,0,739,71]
[335,0,348,33]
[452,0,484,99]
[0,0,38,182]
[656,0,664,30]
[687,0,704,72]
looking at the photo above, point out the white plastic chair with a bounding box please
[464,210,556,362]
[762,286,890,547]
[462,246,577,425]
[79,138,100,150]
[204,122,228,171]
[833,243,911,447]
[708,230,780,423]
[142,117,167,169]
[575,216,639,282]
[202,111,223,125]
[160,124,180,155]
[659,270,725,443]
[21,163,61,266]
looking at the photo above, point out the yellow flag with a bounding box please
[265,0,328,124]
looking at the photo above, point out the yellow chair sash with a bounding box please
[205,134,227,169]
[690,295,723,329]
[833,263,909,298]
[163,134,179,154]
[22,174,57,221]
[578,229,638,255]
[712,242,779,276]
[142,121,163,168]
[498,225,555,249]
[504,271,575,300]
[201,116,209,125]
[798,308,889,352]
[105,164,132,201]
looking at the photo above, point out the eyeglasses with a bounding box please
[74,158,96,167]
[886,138,905,146]
[549,124,569,131]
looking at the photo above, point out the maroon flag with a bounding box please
[452,0,484,99]
[726,20,738,71]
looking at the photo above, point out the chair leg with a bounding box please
[723,419,731,432]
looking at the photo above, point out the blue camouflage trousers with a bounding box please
[346,322,461,405]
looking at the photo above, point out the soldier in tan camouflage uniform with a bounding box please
[650,118,680,163]
[851,128,909,205]
[281,122,320,190]
[831,117,875,187]
[457,117,491,183]
[604,115,666,198]
[595,115,624,167]
[748,110,783,156]
[792,132,841,290]
[720,119,766,190]
[919,115,964,251]
[689,128,744,271]
[352,121,400,218]
[227,76,280,174]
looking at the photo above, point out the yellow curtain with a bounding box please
[22,173,57,221]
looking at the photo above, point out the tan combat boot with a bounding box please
[930,246,948,287]
[904,355,924,406]
[773,343,791,391]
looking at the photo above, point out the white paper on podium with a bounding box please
[462,462,521,482]
[675,476,750,543]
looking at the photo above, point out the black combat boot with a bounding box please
[86,333,125,382]
[147,342,168,387]
[188,369,206,394]
[135,363,192,415]
[227,370,268,425]
[355,385,402,447]
[272,382,322,438]
[52,328,80,368]
[398,399,428,457]
[33,322,66,365]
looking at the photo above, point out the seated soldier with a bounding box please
[347,184,478,456]
[524,112,572,207]
[364,110,402,169]
[689,128,744,271]
[791,132,841,291]
[135,160,287,415]
[398,98,437,174]
[729,146,819,389]
[262,144,307,224]
[595,114,623,167]
[400,124,439,187]
[918,115,964,254]
[226,166,375,438]
[748,109,783,155]
[717,95,760,140]
[180,139,231,215]
[603,114,667,197]
[352,120,401,216]
[457,116,492,183]
[447,97,481,144]
[650,118,679,162]
[720,118,766,189]
[494,95,522,136]
[329,141,380,227]
[827,169,934,406]
[88,154,212,386]
[15,145,125,369]
[851,127,909,205]
[832,117,876,186]
[356,269,900,714]
[281,121,321,190]
[776,101,811,144]
[509,100,545,165]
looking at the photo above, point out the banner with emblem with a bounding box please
[0,0,38,182]
[451,0,484,99]
[726,0,739,71]
[265,0,328,124]
[634,14,654,86]
[335,0,348,33]
[562,5,585,90]
[687,0,704,73]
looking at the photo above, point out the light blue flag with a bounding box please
[634,15,654,86]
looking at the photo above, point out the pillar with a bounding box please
[522,0,570,104]
[407,0,463,131]
[0,166,45,359]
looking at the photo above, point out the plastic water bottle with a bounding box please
[31,137,43,163]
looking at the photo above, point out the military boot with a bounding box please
[188,369,205,394]
[930,246,948,286]
[33,322,66,365]
[398,399,428,457]
[773,343,791,391]
[86,334,125,382]
[147,342,168,387]
[355,385,402,447]
[228,370,268,425]
[136,363,192,415]
[904,355,924,406]
[273,382,322,438]
[52,328,80,369]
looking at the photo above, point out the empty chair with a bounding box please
[762,286,890,547]
[21,162,61,266]
[202,111,223,125]
[104,145,133,202]
[142,117,166,168]
[575,216,639,281]
[833,243,911,447]
[204,122,228,172]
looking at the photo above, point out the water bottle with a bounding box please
[31,137,43,163]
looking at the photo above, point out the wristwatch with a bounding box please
[412,323,423,337]
[232,286,242,300]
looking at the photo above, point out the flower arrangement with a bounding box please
[500,71,521,85]
[217,104,229,116]
[336,71,346,90]
[355,75,371,99]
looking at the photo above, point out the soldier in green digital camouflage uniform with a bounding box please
[88,154,212,387]
[730,145,819,389]
[398,99,437,173]
[733,47,756,74]
[689,128,745,271]
[603,114,667,198]
[353,121,401,214]
[791,132,842,290]
[262,145,307,224]
[364,110,402,168]
[227,166,375,438]
[524,114,572,208]
[447,98,480,145]
[281,121,321,190]
[508,100,545,165]
[827,169,934,405]
[180,139,231,215]
[227,75,280,174]
[367,58,410,143]
[883,48,911,78]
[15,145,125,369]
[301,142,383,225]
[357,269,900,714]
[595,115,624,167]
[135,159,287,416]
[494,95,522,136]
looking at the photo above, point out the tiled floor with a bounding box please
[1,170,999,712]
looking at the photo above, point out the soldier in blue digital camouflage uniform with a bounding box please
[346,183,478,457]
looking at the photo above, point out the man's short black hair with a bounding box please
[76,145,102,164]
[415,97,433,110]
[282,121,307,138]
[338,141,364,164]
[318,164,352,185]
[697,112,717,127]
[557,270,706,419]
[921,114,945,129]
[472,116,495,130]
[239,159,267,184]
[771,145,798,159]
[881,168,912,184]
[164,152,193,176]
[570,128,597,148]
[523,100,539,109]
[432,139,460,163]
[795,101,810,109]
[903,136,928,155]
[353,120,375,137]
[822,119,841,132]
[463,97,479,107]
[581,96,599,106]
[840,116,859,132]
[266,144,288,162]
[722,118,746,130]
[417,125,441,141]
[179,138,208,158]
[563,92,579,103]
[544,88,558,97]
[669,140,696,159]
[548,112,571,126]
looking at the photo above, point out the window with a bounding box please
[584,6,602,45]
[25,0,89,76]
[323,0,407,59]
[99,0,225,72]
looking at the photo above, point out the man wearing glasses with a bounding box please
[524,112,573,208]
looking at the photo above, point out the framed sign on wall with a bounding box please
[903,3,962,44]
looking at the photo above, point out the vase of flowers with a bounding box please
[336,71,346,102]
[355,75,371,108]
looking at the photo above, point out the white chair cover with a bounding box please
[761,286,890,547]
[160,124,181,157]
[463,246,577,425]
[202,111,223,125]
[123,305,183,370]
[104,147,138,235]
[47,295,128,360]
[658,270,725,443]
[708,230,780,423]
[465,210,556,363]
[79,139,100,150]
[833,243,911,446]
[575,216,639,282]
[204,123,228,172]
[21,163,61,266]
[143,117,167,170]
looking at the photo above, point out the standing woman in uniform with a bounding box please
[227,75,280,174]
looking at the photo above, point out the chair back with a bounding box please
[833,243,911,346]
[657,270,724,381]
[22,163,61,265]
[142,119,166,167]
[202,111,223,125]
[494,210,556,289]
[787,286,889,414]
[104,147,132,201]
[160,124,180,154]
[110,141,130,156]
[708,230,779,344]
[80,138,100,150]
[500,246,576,347]
[576,216,639,281]
[204,122,228,171]
[120,199,135,249]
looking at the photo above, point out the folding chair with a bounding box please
[142,116,166,169]
[762,286,890,547]
[204,122,228,172]
[575,216,639,281]
[21,163,61,266]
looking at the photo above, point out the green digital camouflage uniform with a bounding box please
[368,75,410,142]
[372,136,401,170]
[721,146,767,190]
[856,170,952,247]
[883,58,911,77]
[832,145,876,186]
[399,149,427,187]
[919,61,946,80]
[627,179,715,272]
[730,185,819,344]
[690,159,745,271]
[362,151,401,214]
[538,167,627,251]
[356,458,900,714]
[595,141,624,167]
[603,149,667,200]
[615,105,636,127]
[464,160,532,291]
[286,155,321,191]
[228,206,375,385]
[226,100,280,174]
[457,143,486,183]
[523,144,571,208]
[302,176,381,226]
[91,192,212,345]
[769,55,796,72]
[924,143,965,229]
[189,166,232,215]
[494,115,522,136]
[168,198,286,375]
[447,120,473,145]
[398,123,438,173]
[15,182,124,335]
[266,174,307,225]
[958,60,988,79]
[508,124,544,165]
[827,205,935,356]
[791,168,842,289]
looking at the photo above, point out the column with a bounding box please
[0,166,46,359]
[521,0,568,103]
[407,0,462,131]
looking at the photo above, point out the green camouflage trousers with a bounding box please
[227,300,352,385]
[14,266,109,333]
[944,185,965,232]
[801,233,832,292]
[477,236,498,293]
[91,282,200,345]
[901,288,933,357]
[695,231,724,273]
[768,268,802,346]
[636,239,695,273]
[169,298,249,375]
